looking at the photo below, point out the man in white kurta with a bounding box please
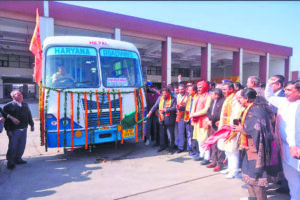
[265,79,300,200]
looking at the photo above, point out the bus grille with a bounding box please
[82,99,121,126]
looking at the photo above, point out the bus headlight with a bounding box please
[75,130,82,138]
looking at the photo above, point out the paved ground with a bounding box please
[0,118,290,200]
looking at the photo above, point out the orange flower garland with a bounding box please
[95,90,100,126]
[57,91,60,150]
[118,89,123,144]
[139,88,145,140]
[70,93,74,151]
[107,89,112,125]
[134,88,138,142]
[84,92,88,149]
[41,87,45,146]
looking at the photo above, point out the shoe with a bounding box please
[201,160,210,165]
[241,184,247,189]
[206,163,216,168]
[168,149,175,154]
[275,186,290,194]
[235,172,242,179]
[7,164,16,170]
[15,159,27,165]
[157,147,166,152]
[225,173,235,179]
[213,165,221,172]
[145,140,150,146]
[220,169,229,174]
[193,155,203,161]
[177,149,184,154]
[152,143,159,147]
[188,151,196,156]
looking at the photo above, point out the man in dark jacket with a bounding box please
[205,88,225,171]
[4,90,34,170]
[145,83,160,146]
[147,88,177,154]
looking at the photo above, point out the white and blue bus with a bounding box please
[41,36,146,150]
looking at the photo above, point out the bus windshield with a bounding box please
[100,49,143,87]
[45,46,99,88]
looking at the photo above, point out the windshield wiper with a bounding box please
[74,81,94,85]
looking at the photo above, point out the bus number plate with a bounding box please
[123,128,134,137]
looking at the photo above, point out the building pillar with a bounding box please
[44,1,49,17]
[259,53,269,83]
[285,57,290,83]
[201,43,211,81]
[233,48,243,83]
[161,37,172,88]
[290,71,299,81]
[0,78,3,99]
[114,28,121,40]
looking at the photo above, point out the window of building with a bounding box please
[193,69,201,78]
[147,66,161,75]
[172,68,190,77]
[0,54,33,68]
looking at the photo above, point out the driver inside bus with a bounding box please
[52,66,74,85]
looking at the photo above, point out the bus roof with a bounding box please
[43,36,139,53]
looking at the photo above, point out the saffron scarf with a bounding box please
[158,96,171,121]
[184,95,194,122]
[226,102,254,147]
[221,93,235,126]
[176,94,188,122]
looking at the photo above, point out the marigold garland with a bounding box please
[107,89,113,125]
[77,93,80,124]
[84,92,88,149]
[139,88,145,140]
[63,92,67,147]
[44,88,50,152]
[70,92,74,151]
[39,85,147,150]
[95,90,100,126]
[41,87,45,146]
[118,89,123,144]
[57,91,61,151]
[134,88,138,143]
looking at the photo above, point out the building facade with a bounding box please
[0,1,293,99]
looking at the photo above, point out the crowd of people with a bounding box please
[145,75,300,200]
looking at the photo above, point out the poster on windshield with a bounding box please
[107,78,128,87]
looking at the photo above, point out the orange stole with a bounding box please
[239,103,254,148]
[158,96,171,121]
[176,94,187,122]
[221,93,235,126]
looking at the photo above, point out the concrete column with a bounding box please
[233,48,243,83]
[284,57,290,83]
[290,71,299,81]
[161,37,172,88]
[259,53,269,83]
[114,28,121,40]
[0,78,3,99]
[40,17,54,45]
[201,43,211,81]
[44,1,49,17]
[266,53,270,81]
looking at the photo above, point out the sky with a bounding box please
[60,1,300,71]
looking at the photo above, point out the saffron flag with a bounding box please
[29,8,42,85]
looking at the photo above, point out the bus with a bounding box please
[40,36,147,150]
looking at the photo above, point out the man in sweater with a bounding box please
[4,90,34,170]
